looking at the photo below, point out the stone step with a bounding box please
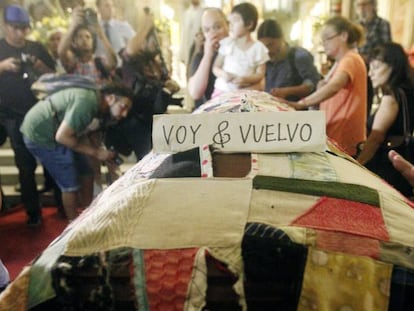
[0,162,135,185]
[1,185,58,208]
[1,164,46,185]
[0,148,14,166]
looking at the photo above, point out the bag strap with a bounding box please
[396,88,411,145]
[287,47,301,84]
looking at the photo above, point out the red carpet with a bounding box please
[0,204,67,280]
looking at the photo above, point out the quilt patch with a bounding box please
[292,197,389,241]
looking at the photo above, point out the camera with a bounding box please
[19,53,38,85]
[82,8,98,26]
[109,146,124,165]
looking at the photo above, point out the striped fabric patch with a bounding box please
[253,175,380,207]
[292,197,389,241]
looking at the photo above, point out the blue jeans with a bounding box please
[23,138,93,192]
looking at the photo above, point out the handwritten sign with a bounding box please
[153,111,326,153]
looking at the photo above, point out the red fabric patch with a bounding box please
[315,230,380,258]
[144,248,198,311]
[292,197,389,241]
[404,198,414,210]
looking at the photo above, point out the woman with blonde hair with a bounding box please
[287,16,367,157]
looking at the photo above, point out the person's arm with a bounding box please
[58,7,83,72]
[94,23,117,71]
[286,69,350,110]
[124,12,154,58]
[187,31,221,100]
[357,95,398,165]
[55,120,114,161]
[270,84,313,99]
[31,42,56,74]
[212,54,235,81]
[271,49,321,99]
[233,63,266,89]
[389,150,414,187]
[0,57,20,75]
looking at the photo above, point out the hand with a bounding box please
[70,7,84,29]
[285,100,307,110]
[0,57,21,73]
[95,147,116,162]
[232,76,249,88]
[270,88,288,99]
[204,32,221,57]
[137,9,155,34]
[223,71,235,82]
[388,150,414,187]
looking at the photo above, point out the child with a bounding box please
[212,2,269,96]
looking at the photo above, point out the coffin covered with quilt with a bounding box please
[1,90,414,311]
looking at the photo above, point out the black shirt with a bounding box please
[0,39,55,118]
[189,51,217,109]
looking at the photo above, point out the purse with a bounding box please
[381,88,414,162]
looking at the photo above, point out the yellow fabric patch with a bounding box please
[298,248,392,311]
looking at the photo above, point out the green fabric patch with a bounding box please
[253,175,380,207]
[132,249,149,311]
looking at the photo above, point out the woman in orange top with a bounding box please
[287,16,367,157]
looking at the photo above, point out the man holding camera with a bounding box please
[58,5,117,83]
[0,5,55,226]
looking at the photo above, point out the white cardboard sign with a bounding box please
[153,111,326,153]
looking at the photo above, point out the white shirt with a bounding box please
[214,37,270,92]
[96,19,136,67]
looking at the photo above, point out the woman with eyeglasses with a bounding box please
[356,42,414,197]
[286,16,367,157]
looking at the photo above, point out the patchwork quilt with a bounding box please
[1,90,414,311]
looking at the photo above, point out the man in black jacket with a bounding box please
[0,5,55,226]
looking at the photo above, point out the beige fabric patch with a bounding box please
[380,241,414,270]
[248,189,319,227]
[279,226,316,246]
[65,178,251,256]
[380,192,414,247]
[184,248,208,311]
[256,153,291,177]
[298,248,392,311]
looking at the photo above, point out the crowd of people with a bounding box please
[0,0,414,229]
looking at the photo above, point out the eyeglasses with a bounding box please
[321,33,340,44]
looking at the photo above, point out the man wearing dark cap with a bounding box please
[0,5,55,226]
